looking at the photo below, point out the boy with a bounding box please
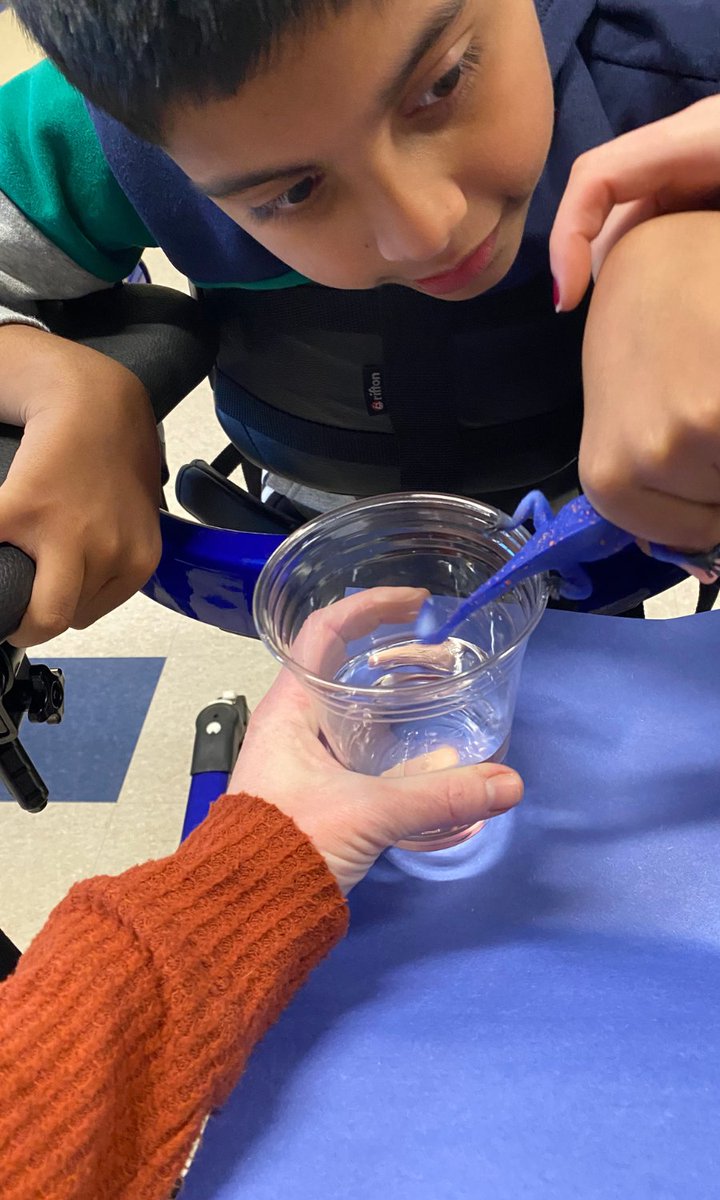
[1,0,720,645]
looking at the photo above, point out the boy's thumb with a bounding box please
[379,749,523,844]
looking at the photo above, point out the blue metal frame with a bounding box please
[142,510,284,639]
[144,509,685,646]
[181,771,229,840]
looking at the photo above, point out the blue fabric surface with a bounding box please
[184,610,720,1199]
[0,658,164,803]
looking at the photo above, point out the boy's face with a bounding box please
[165,0,554,300]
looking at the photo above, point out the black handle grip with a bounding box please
[0,545,36,642]
[0,737,48,812]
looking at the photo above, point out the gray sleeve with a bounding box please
[0,188,114,331]
[0,302,45,330]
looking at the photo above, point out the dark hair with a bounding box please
[10,0,355,143]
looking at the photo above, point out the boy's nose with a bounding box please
[370,169,468,268]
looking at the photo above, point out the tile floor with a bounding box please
[0,15,706,950]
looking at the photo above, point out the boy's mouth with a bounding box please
[412,224,500,296]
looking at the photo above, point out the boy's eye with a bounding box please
[250,174,321,221]
[281,176,318,207]
[416,62,464,110]
[409,44,481,116]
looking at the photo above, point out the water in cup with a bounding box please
[334,630,509,770]
[253,492,547,850]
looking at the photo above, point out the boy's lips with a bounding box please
[413,226,500,296]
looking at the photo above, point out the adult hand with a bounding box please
[550,96,720,312]
[230,588,524,893]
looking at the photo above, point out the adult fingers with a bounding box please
[551,98,720,310]
[382,745,460,777]
[375,760,524,846]
[292,586,429,678]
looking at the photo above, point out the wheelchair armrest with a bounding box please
[177,460,299,535]
[144,511,284,639]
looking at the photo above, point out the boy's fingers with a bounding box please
[7,547,85,647]
[72,575,141,629]
[72,534,162,628]
[585,484,720,554]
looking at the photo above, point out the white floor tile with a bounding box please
[0,803,114,949]
[0,13,41,83]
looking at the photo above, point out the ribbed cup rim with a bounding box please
[253,492,548,701]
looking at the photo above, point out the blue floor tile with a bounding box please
[0,658,165,803]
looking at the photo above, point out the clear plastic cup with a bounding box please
[253,493,547,851]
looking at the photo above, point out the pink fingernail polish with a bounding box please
[552,277,562,313]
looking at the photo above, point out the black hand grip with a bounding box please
[0,545,36,642]
[0,737,47,812]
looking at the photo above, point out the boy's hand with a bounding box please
[0,327,162,646]
[580,210,720,552]
[550,96,720,312]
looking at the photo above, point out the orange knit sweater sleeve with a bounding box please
[0,793,349,1200]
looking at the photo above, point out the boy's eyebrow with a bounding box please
[198,0,467,200]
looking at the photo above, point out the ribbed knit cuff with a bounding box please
[0,793,348,1200]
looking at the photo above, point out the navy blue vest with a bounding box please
[88,0,719,502]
